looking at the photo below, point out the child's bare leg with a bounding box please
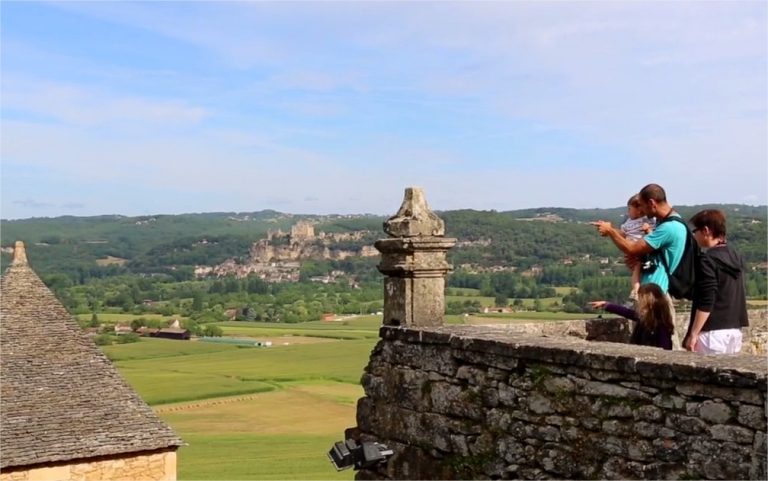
[630,264,641,300]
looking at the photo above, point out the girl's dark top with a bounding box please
[604,303,673,350]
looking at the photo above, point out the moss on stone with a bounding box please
[443,452,495,479]
[529,365,552,387]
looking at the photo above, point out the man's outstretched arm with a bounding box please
[590,221,653,256]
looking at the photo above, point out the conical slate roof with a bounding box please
[0,242,183,469]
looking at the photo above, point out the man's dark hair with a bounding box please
[639,184,667,203]
[690,209,727,238]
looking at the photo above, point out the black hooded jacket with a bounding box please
[688,243,749,332]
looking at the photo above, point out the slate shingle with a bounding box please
[0,242,183,469]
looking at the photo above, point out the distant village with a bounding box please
[192,213,630,285]
[194,221,377,284]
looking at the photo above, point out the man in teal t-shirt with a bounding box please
[591,183,687,348]
[641,213,686,292]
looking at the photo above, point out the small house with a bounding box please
[153,328,191,340]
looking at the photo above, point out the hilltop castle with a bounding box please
[195,221,377,282]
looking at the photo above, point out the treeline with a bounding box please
[3,205,766,319]
[52,272,385,325]
[3,205,765,278]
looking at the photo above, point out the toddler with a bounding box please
[620,194,655,302]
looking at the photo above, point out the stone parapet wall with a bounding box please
[742,308,768,355]
[472,317,634,343]
[0,450,176,481]
[483,307,767,354]
[672,308,768,355]
[353,326,767,480]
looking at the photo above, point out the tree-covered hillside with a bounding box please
[2,205,765,277]
[2,205,765,319]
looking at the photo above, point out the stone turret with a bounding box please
[374,187,456,327]
[290,221,315,242]
[12,241,27,266]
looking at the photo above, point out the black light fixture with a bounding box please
[328,439,394,471]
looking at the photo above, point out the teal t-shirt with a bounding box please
[641,214,687,293]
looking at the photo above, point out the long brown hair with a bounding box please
[635,283,674,334]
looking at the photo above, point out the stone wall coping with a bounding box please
[374,237,458,253]
[379,325,767,388]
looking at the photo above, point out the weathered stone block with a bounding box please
[605,402,634,418]
[448,434,469,456]
[676,382,764,405]
[580,380,650,400]
[537,445,576,477]
[496,382,518,407]
[597,436,627,456]
[627,439,654,461]
[455,365,486,385]
[620,380,660,394]
[599,456,644,479]
[641,462,690,480]
[652,437,685,462]
[562,426,583,442]
[468,432,495,456]
[634,404,663,422]
[527,393,554,414]
[541,376,576,395]
[543,415,564,426]
[738,404,766,430]
[666,414,709,434]
[480,387,499,408]
[381,342,457,376]
[754,430,766,453]
[486,408,512,433]
[532,425,560,442]
[711,424,755,444]
[429,382,484,420]
[581,417,601,430]
[602,419,633,436]
[703,457,751,480]
[633,421,661,438]
[652,393,686,410]
[699,400,734,424]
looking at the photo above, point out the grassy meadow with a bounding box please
[102,326,378,480]
[446,286,577,310]
[100,310,603,479]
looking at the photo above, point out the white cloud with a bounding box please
[2,1,764,218]
[2,76,207,127]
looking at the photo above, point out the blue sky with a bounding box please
[2,1,766,219]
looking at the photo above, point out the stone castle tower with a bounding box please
[290,221,315,243]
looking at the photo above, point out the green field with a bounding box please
[101,311,597,479]
[214,316,382,340]
[446,286,578,310]
[104,334,376,479]
[104,338,376,404]
[470,311,599,321]
[157,382,364,480]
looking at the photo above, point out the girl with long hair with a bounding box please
[589,283,674,350]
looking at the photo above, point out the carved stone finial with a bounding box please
[384,187,445,238]
[12,241,27,266]
[375,188,455,327]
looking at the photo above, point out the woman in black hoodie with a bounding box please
[683,209,749,354]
